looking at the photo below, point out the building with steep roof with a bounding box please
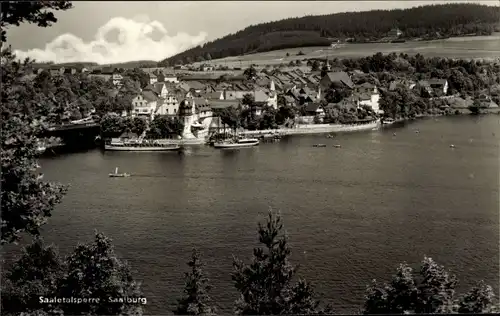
[131,90,159,120]
[319,71,354,90]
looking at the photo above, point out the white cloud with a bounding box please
[14,17,208,64]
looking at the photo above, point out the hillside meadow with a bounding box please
[191,34,500,69]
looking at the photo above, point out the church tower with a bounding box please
[316,86,321,100]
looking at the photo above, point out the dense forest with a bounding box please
[159,3,500,66]
[33,60,158,70]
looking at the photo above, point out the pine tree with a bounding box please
[363,256,498,314]
[174,248,216,315]
[232,210,332,315]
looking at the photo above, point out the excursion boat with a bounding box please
[381,117,396,125]
[213,137,260,149]
[36,141,46,154]
[109,167,130,178]
[105,139,181,151]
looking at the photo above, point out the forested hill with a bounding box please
[159,3,500,66]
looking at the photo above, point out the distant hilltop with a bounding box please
[32,60,159,70]
[159,3,500,67]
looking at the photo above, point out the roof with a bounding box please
[193,98,212,111]
[143,84,156,93]
[305,103,322,112]
[357,82,375,89]
[187,81,206,91]
[209,100,240,109]
[153,82,166,94]
[323,71,354,89]
[203,91,223,100]
[149,73,157,78]
[141,90,159,102]
[254,90,270,102]
[354,92,371,101]
[427,79,448,86]
[284,95,297,104]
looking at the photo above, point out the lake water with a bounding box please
[5,115,500,314]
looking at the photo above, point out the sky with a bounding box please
[5,0,498,64]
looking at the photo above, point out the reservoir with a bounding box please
[6,115,499,313]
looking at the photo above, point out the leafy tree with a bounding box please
[174,249,216,315]
[100,113,126,138]
[243,66,257,81]
[232,211,332,315]
[147,115,184,138]
[468,100,481,115]
[320,65,329,78]
[204,53,212,61]
[124,116,147,135]
[56,233,143,315]
[363,256,498,314]
[324,84,351,104]
[214,106,241,130]
[124,68,150,88]
[259,107,278,130]
[275,105,297,125]
[3,233,143,316]
[288,60,296,67]
[0,1,73,42]
[241,93,255,107]
[1,48,67,244]
[1,238,65,315]
[311,60,320,71]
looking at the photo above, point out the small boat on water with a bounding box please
[333,144,342,148]
[105,139,181,151]
[213,137,260,149]
[109,167,130,178]
[313,144,327,147]
[326,134,335,138]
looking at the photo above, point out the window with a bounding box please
[174,109,177,114]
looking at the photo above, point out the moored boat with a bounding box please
[105,139,181,151]
[213,137,260,148]
[381,117,396,125]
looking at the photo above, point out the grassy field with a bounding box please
[192,34,500,69]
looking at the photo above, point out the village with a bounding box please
[33,52,499,147]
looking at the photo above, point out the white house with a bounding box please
[149,73,158,85]
[355,83,381,113]
[156,93,181,116]
[254,80,278,110]
[112,73,123,87]
[201,64,214,72]
[428,79,449,95]
[163,73,179,83]
[131,90,159,120]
